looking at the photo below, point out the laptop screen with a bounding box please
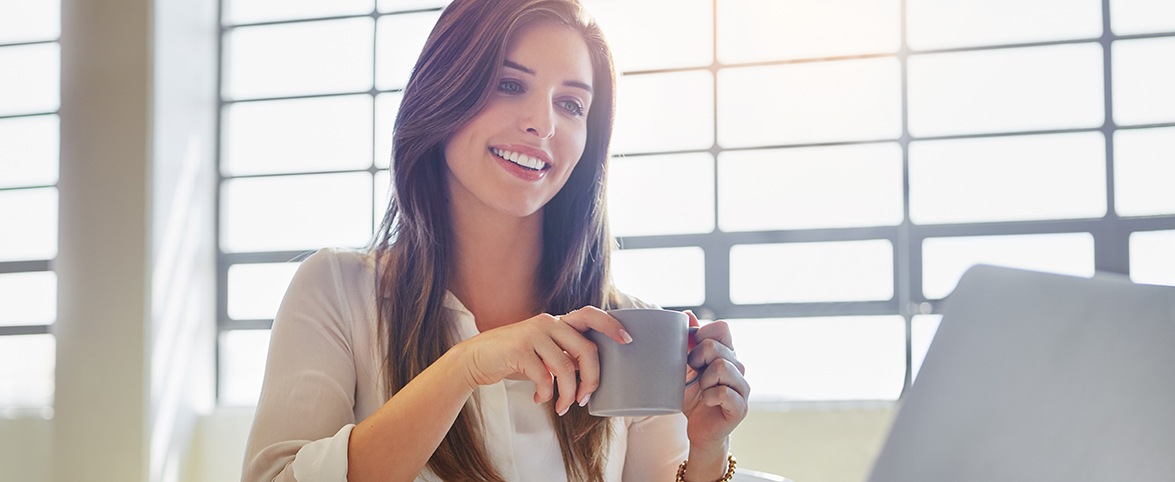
[868,265,1175,482]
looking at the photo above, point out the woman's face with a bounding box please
[443,21,595,221]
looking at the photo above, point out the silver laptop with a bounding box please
[868,265,1175,482]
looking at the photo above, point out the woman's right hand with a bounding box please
[454,306,633,415]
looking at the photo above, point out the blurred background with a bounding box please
[2,0,1174,481]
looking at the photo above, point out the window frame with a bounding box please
[213,0,1175,405]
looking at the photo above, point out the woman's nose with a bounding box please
[522,98,555,140]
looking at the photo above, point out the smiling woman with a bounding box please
[443,22,594,220]
[240,1,750,482]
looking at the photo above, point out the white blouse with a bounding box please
[241,248,689,482]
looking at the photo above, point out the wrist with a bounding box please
[677,452,736,482]
[438,342,480,393]
[681,440,731,482]
[688,438,729,461]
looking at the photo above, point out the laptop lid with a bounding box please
[868,265,1175,482]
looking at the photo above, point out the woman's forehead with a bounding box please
[503,21,594,88]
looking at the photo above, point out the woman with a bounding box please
[242,0,749,481]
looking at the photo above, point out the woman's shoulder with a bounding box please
[298,247,376,275]
[292,247,378,296]
[317,246,375,267]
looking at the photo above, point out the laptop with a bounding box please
[868,265,1175,482]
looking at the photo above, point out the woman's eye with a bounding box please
[497,79,524,94]
[559,99,586,117]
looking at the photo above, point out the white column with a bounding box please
[56,0,217,480]
[56,0,152,478]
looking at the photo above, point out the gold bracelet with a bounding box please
[675,454,736,482]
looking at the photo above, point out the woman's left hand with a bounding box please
[682,310,750,449]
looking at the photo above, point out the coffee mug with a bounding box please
[586,308,692,417]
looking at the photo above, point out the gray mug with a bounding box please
[586,308,690,417]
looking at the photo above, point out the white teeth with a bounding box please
[493,148,548,171]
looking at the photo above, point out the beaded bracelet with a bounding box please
[675,454,736,482]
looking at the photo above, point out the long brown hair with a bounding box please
[371,0,618,480]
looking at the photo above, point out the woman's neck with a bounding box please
[448,202,545,332]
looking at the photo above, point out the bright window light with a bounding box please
[731,240,894,304]
[922,233,1096,300]
[909,132,1107,224]
[608,152,714,237]
[728,316,906,401]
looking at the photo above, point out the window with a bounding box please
[216,0,1175,405]
[216,0,447,406]
[0,0,61,415]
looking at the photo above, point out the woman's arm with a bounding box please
[241,250,363,482]
[349,307,632,481]
[346,344,477,482]
[243,250,630,481]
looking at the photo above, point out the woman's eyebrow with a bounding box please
[503,59,593,95]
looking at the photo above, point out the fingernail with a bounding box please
[558,404,570,416]
[578,393,592,407]
[620,329,634,344]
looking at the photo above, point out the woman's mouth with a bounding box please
[491,147,550,171]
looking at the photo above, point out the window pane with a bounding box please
[1115,127,1175,217]
[718,58,902,148]
[223,95,372,176]
[220,173,373,252]
[612,247,706,308]
[219,329,270,406]
[730,240,893,304]
[0,334,54,408]
[374,92,403,169]
[922,233,1095,299]
[0,0,59,44]
[612,71,713,154]
[227,263,301,320]
[224,0,373,25]
[911,314,942,382]
[908,0,1101,50]
[0,114,58,189]
[587,0,711,72]
[717,0,900,63]
[727,316,906,401]
[1113,37,1175,126]
[608,153,714,237]
[1111,0,1175,35]
[1130,230,1175,287]
[909,132,1107,224]
[224,18,374,100]
[377,0,449,13]
[0,271,55,326]
[375,11,442,90]
[718,143,903,231]
[0,44,60,117]
[908,43,1104,137]
[0,187,57,262]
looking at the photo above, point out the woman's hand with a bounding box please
[682,310,750,450]
[454,306,632,415]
